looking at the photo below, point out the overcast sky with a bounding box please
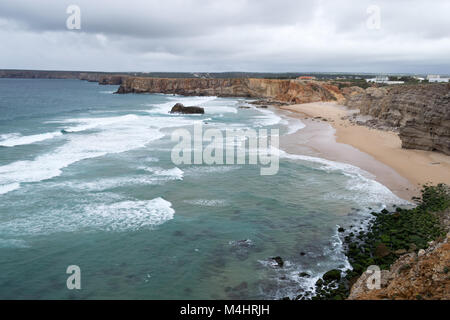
[0,0,449,74]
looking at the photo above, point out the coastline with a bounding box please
[277,102,450,201]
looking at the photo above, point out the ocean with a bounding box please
[0,78,406,299]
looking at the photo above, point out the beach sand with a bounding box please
[278,102,450,201]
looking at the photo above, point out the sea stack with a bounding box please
[170,103,205,114]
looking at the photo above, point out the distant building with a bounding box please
[427,75,450,83]
[366,75,404,85]
[297,76,316,81]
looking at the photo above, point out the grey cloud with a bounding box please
[0,0,449,73]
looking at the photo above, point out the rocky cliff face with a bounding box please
[349,238,450,300]
[348,208,450,300]
[97,74,128,85]
[0,70,128,84]
[115,77,344,104]
[0,70,92,80]
[345,84,450,155]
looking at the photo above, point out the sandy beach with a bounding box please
[279,102,450,201]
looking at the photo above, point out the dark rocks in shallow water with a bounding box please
[322,269,341,282]
[229,239,253,248]
[270,256,284,268]
[173,230,184,237]
[170,103,204,114]
[225,281,249,299]
[234,282,248,290]
[228,239,255,261]
[338,227,345,232]
[300,252,306,256]
[299,272,310,278]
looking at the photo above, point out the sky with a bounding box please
[0,0,449,74]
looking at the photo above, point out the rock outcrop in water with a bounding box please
[170,103,204,114]
[345,84,450,155]
[115,77,344,104]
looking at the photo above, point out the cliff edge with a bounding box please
[345,84,450,155]
[115,77,344,104]
[348,207,450,300]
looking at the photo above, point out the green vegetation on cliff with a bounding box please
[298,184,449,300]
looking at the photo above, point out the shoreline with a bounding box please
[278,102,450,201]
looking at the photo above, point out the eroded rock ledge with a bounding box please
[344,84,450,155]
[115,77,344,104]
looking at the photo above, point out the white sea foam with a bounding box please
[184,165,241,176]
[144,156,159,163]
[258,229,352,300]
[183,199,227,207]
[0,197,175,235]
[0,114,167,195]
[279,149,410,206]
[60,114,141,132]
[253,107,283,127]
[56,176,161,192]
[0,183,20,195]
[83,197,175,231]
[0,238,30,248]
[285,118,306,135]
[0,133,20,142]
[0,131,62,147]
[0,111,206,195]
[146,167,184,180]
[204,105,238,114]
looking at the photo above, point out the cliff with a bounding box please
[345,84,450,155]
[0,70,127,85]
[348,234,450,300]
[0,69,94,80]
[348,205,450,300]
[97,74,128,85]
[115,77,344,104]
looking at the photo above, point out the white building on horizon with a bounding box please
[427,75,450,83]
[366,75,404,85]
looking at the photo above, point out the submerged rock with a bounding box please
[322,269,341,282]
[229,239,254,248]
[170,103,204,114]
[270,256,284,268]
[299,272,310,278]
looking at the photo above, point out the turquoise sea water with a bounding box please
[0,79,405,299]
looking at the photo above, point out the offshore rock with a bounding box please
[170,103,204,114]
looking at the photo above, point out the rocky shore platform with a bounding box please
[288,184,449,300]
